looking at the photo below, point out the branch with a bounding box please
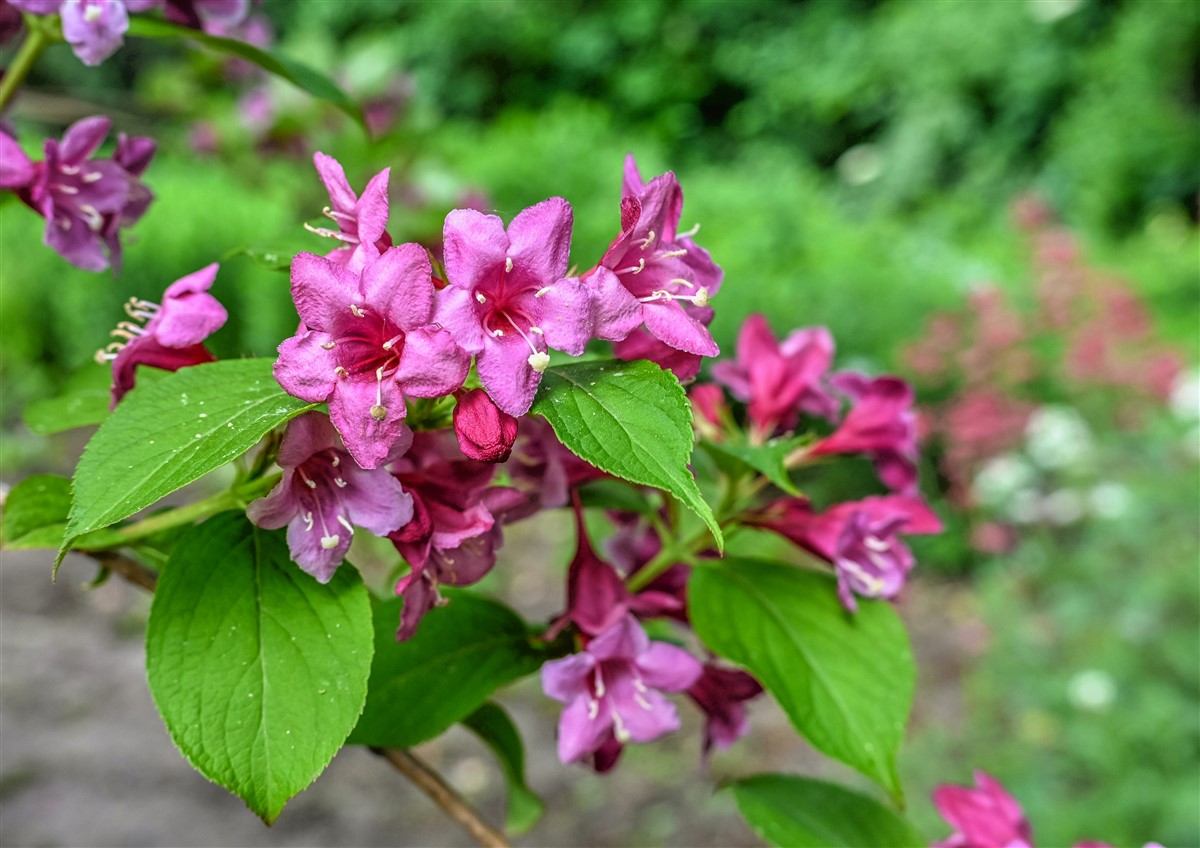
[90,550,158,593]
[371,747,509,848]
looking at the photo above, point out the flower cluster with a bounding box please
[2,116,155,272]
[932,771,1165,848]
[10,0,249,66]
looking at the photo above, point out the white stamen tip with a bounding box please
[349,304,366,317]
[320,534,340,550]
[82,171,103,184]
[504,257,513,272]
[305,478,317,489]
[527,351,550,373]
[334,477,347,488]
[84,3,102,21]
[370,404,387,421]
[534,286,550,298]
[475,292,486,304]
[320,341,336,350]
[337,515,355,534]
[694,287,710,307]
[528,326,544,335]
[334,366,349,378]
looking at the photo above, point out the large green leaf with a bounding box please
[145,513,373,823]
[531,359,721,550]
[730,774,922,847]
[690,558,914,802]
[463,702,545,835]
[127,17,365,128]
[2,474,71,549]
[700,434,807,495]
[58,359,315,567]
[348,593,545,748]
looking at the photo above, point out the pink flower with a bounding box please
[388,433,524,639]
[542,615,702,765]
[161,0,249,33]
[247,412,413,583]
[712,314,838,438]
[686,663,762,757]
[10,116,156,272]
[274,244,470,469]
[306,153,391,271]
[812,373,920,494]
[11,0,157,65]
[452,388,518,463]
[433,198,592,415]
[95,263,227,407]
[587,156,723,370]
[750,495,942,611]
[505,417,605,520]
[932,771,1034,848]
[613,327,705,381]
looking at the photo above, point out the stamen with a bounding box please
[122,300,156,321]
[491,328,505,337]
[636,230,656,250]
[83,2,102,21]
[616,258,645,275]
[381,333,404,351]
[109,329,138,341]
[303,512,315,532]
[504,257,513,273]
[337,515,355,535]
[334,366,349,378]
[303,221,353,242]
[528,352,550,373]
[677,222,701,239]
[528,326,544,335]
[594,668,606,698]
[94,349,117,364]
[298,469,317,489]
[863,536,890,553]
[349,304,366,318]
[54,184,79,195]
[78,204,102,232]
[81,171,103,184]
[611,709,631,743]
[116,321,146,336]
[334,477,347,488]
[320,341,336,350]
[656,248,688,259]
[533,286,550,298]
[475,292,486,304]
[60,165,80,176]
[370,367,387,420]
[57,218,71,231]
[633,691,653,711]
[330,455,340,467]
[587,699,600,720]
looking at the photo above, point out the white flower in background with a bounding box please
[1008,489,1043,524]
[1067,669,1117,712]
[1042,488,1084,525]
[1088,482,1132,520]
[1169,369,1200,421]
[1025,405,1092,469]
[973,454,1037,507]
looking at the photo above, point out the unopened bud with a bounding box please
[453,388,519,463]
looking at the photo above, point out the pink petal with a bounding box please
[542,653,597,703]
[475,334,542,417]
[635,642,703,692]
[57,115,110,165]
[579,268,643,342]
[393,326,470,398]
[588,616,649,662]
[355,167,391,246]
[361,243,434,329]
[285,512,348,583]
[341,466,414,536]
[245,473,300,530]
[506,197,573,283]
[155,264,226,347]
[643,301,719,357]
[557,695,614,764]
[313,152,356,214]
[433,286,487,354]
[609,676,681,743]
[274,332,337,403]
[443,208,507,293]
[329,376,409,470]
[290,252,361,331]
[622,153,646,198]
[535,277,593,356]
[0,133,33,189]
[276,410,338,466]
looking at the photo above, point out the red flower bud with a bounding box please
[453,389,519,463]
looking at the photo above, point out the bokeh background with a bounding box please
[1,1,1197,846]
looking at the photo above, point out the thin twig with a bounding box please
[89,551,158,593]
[371,747,510,848]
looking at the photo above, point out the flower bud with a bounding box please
[453,389,519,463]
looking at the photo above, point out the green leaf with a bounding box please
[730,774,922,847]
[531,359,722,550]
[127,17,365,129]
[700,437,806,495]
[462,702,545,835]
[348,592,545,748]
[23,365,170,435]
[58,359,315,568]
[145,513,373,823]
[2,474,71,549]
[690,559,914,802]
[575,478,655,514]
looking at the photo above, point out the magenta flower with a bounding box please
[274,244,470,470]
[613,326,705,381]
[505,417,605,520]
[750,494,942,611]
[932,771,1034,848]
[0,132,33,190]
[307,153,391,271]
[10,0,157,65]
[247,412,413,583]
[161,0,249,33]
[541,615,702,765]
[453,388,518,463]
[812,372,920,494]
[11,116,156,272]
[433,198,592,416]
[95,263,227,407]
[712,315,838,438]
[686,663,763,758]
[584,155,723,366]
[388,432,524,639]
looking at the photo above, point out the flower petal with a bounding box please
[609,676,681,743]
[642,300,719,357]
[155,264,227,347]
[535,277,593,356]
[635,642,703,692]
[274,331,337,403]
[475,333,542,417]
[432,285,487,354]
[556,695,614,764]
[393,326,470,398]
[542,653,597,703]
[245,472,300,530]
[313,151,356,214]
[276,410,338,467]
[443,208,507,293]
[329,375,409,469]
[290,251,362,331]
[506,197,573,284]
[341,465,414,536]
[361,243,434,329]
[57,115,110,164]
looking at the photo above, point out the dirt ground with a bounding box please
[0,529,972,847]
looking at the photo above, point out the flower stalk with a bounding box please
[0,15,54,112]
